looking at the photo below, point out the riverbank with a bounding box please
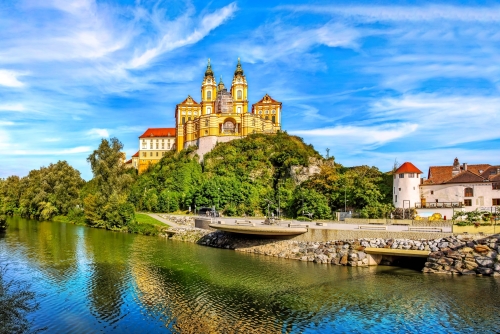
[163,223,500,276]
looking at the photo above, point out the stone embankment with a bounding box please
[423,235,500,276]
[161,226,500,276]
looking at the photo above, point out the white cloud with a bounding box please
[280,5,500,22]
[0,70,26,87]
[231,21,360,65]
[10,146,92,156]
[292,123,418,148]
[87,128,109,138]
[127,2,237,69]
[0,103,25,112]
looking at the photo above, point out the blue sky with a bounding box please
[1,0,499,180]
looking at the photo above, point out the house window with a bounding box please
[188,117,191,121]
[237,107,241,114]
[464,199,472,206]
[150,152,152,157]
[464,187,473,197]
[207,91,212,100]
[156,143,159,149]
[272,115,276,123]
[142,152,146,157]
[493,199,500,206]
[150,142,153,149]
[395,195,397,202]
[398,188,401,191]
[431,190,434,195]
[182,117,185,124]
[156,152,158,157]
[408,173,415,178]
[207,107,211,114]
[168,143,171,149]
[237,90,242,99]
[142,140,146,149]
[435,199,439,203]
[162,144,164,149]
[205,130,208,135]
[399,174,404,178]
[493,183,500,190]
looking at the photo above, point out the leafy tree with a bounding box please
[84,138,135,229]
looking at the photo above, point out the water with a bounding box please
[1,216,499,333]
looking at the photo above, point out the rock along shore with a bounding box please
[162,227,500,277]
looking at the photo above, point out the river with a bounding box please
[1,216,499,333]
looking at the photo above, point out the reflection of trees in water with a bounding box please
[0,265,39,334]
[4,217,79,283]
[84,228,133,322]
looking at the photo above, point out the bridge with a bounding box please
[364,247,430,258]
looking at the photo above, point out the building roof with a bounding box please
[178,95,200,106]
[125,159,132,164]
[132,151,139,157]
[394,162,422,174]
[139,128,176,138]
[253,94,281,106]
[425,160,499,184]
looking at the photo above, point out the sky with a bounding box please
[1,0,499,180]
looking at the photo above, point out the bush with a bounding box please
[127,222,159,236]
[0,214,7,230]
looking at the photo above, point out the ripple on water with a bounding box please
[2,219,500,333]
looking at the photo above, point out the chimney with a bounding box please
[463,163,467,172]
[452,157,460,176]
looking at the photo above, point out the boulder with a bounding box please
[340,254,348,265]
[474,245,490,253]
[464,260,478,270]
[493,262,500,272]
[459,247,474,254]
[475,256,494,268]
[477,267,493,275]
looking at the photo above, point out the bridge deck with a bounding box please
[364,247,430,258]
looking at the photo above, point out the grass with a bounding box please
[135,213,169,227]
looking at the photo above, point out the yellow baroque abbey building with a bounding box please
[127,59,282,173]
[175,58,282,155]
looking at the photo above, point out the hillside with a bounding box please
[129,132,393,219]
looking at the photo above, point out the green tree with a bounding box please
[85,138,135,229]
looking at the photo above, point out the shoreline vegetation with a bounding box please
[0,134,395,237]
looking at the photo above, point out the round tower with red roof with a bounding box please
[393,162,423,209]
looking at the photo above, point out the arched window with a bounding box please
[265,116,269,120]
[207,107,211,114]
[237,107,241,114]
[237,90,242,99]
[207,91,212,100]
[272,115,276,123]
[464,187,473,197]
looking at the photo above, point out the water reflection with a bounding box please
[1,217,499,333]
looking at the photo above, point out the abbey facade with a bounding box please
[126,59,282,173]
[175,59,282,157]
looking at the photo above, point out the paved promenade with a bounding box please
[146,213,453,233]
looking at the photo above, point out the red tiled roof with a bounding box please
[445,170,485,184]
[426,163,494,184]
[394,162,422,174]
[132,151,139,157]
[125,159,132,164]
[139,128,176,138]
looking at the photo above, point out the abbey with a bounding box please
[175,58,282,156]
[126,59,282,173]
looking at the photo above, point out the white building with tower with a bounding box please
[393,162,423,210]
[394,158,500,219]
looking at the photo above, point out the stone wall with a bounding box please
[344,218,453,227]
[423,235,500,276]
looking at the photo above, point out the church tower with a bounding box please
[231,58,248,114]
[201,59,216,115]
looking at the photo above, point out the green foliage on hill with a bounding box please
[131,132,393,219]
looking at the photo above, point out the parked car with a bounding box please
[197,207,219,217]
